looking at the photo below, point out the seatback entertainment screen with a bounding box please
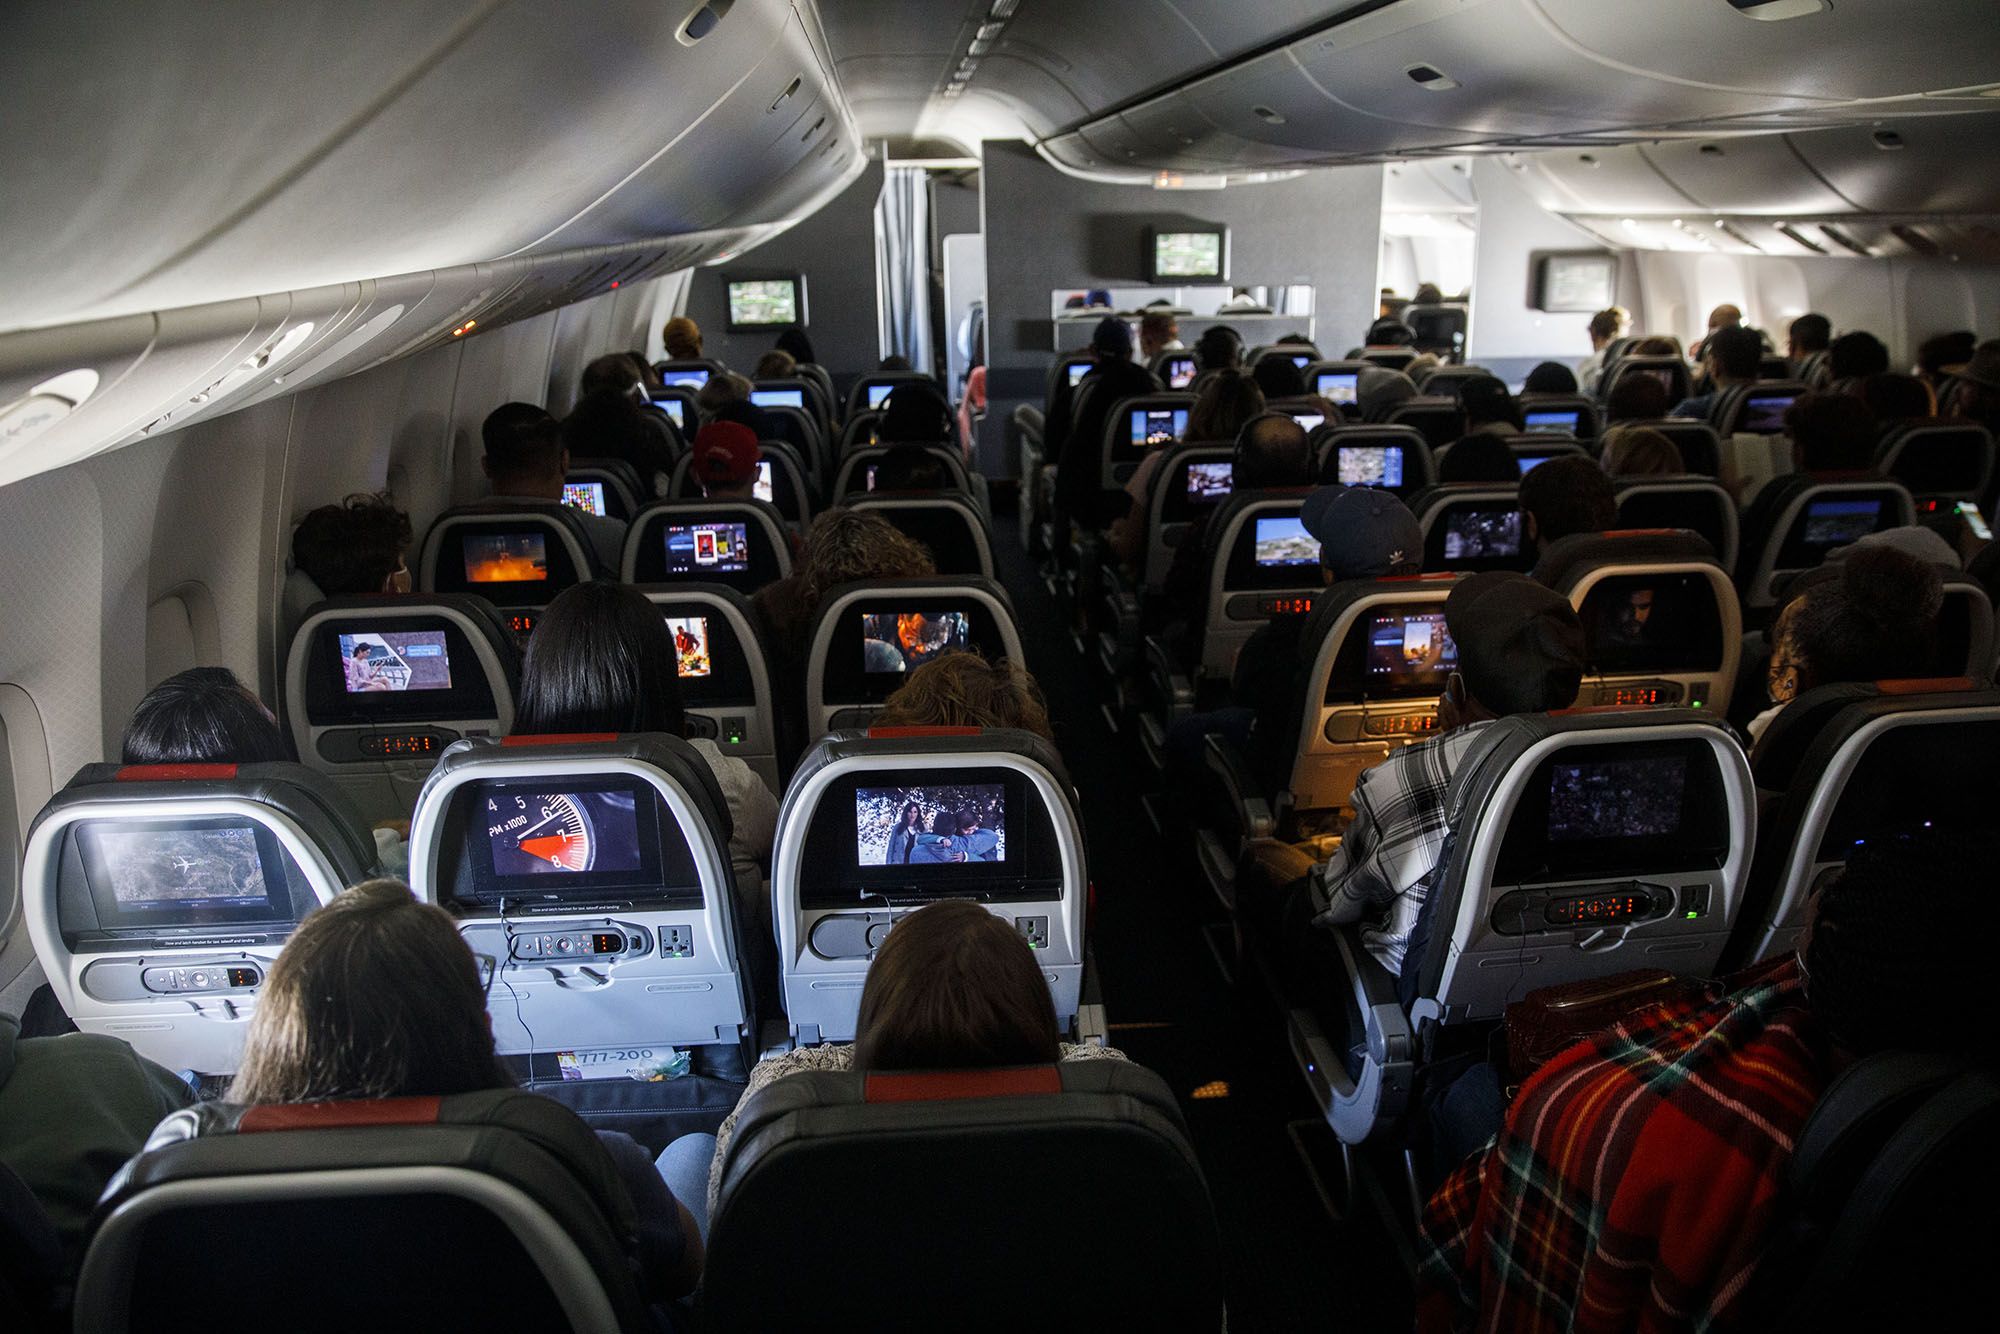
[1130,408,1189,449]
[1365,610,1457,689]
[1316,372,1359,405]
[1186,461,1233,505]
[1254,516,1320,568]
[860,611,972,673]
[1742,392,1799,435]
[1164,355,1196,390]
[856,784,1007,865]
[664,616,711,679]
[1338,446,1404,489]
[561,481,606,517]
[1524,410,1580,435]
[1442,508,1521,561]
[1547,755,1688,841]
[338,631,453,694]
[750,388,805,409]
[663,522,750,575]
[76,820,291,930]
[463,533,548,584]
[1802,498,1883,549]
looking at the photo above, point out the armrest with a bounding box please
[1285,925,1415,1145]
[1075,944,1109,1047]
[1204,732,1273,841]
[1143,634,1196,717]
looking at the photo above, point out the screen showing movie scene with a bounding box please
[659,368,709,389]
[1515,453,1560,475]
[1365,611,1457,688]
[1288,410,1326,433]
[463,533,548,584]
[1066,362,1091,387]
[1131,408,1189,449]
[751,388,804,409]
[1803,498,1883,548]
[1254,516,1321,568]
[1524,411,1580,435]
[1316,372,1359,405]
[664,616,712,679]
[1166,356,1197,390]
[1547,755,1688,842]
[1442,508,1521,561]
[1581,574,1721,674]
[484,788,643,876]
[753,460,773,504]
[337,631,453,694]
[860,610,972,673]
[561,481,606,517]
[664,522,750,575]
[648,397,686,428]
[1742,393,1798,435]
[1186,461,1233,504]
[868,382,897,408]
[1338,446,1405,489]
[856,784,1007,866]
[726,279,799,328]
[88,825,270,915]
[1154,231,1223,279]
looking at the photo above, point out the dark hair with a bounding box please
[1186,369,1265,443]
[579,353,641,399]
[1787,545,1943,691]
[1788,314,1832,353]
[515,582,687,738]
[1785,393,1879,472]
[752,349,796,381]
[1251,355,1307,401]
[123,668,291,765]
[1858,373,1934,425]
[1366,317,1415,347]
[482,402,565,480]
[1633,336,1681,357]
[774,328,817,365]
[1708,326,1765,380]
[1829,331,1891,382]
[1233,413,1311,490]
[1916,331,1977,378]
[1519,456,1617,543]
[1806,831,2000,1059]
[1139,311,1177,344]
[291,493,411,597]
[873,653,1053,740]
[852,899,1061,1072]
[231,879,511,1103]
[1599,425,1684,477]
[1523,361,1579,395]
[795,508,938,609]
[561,389,661,467]
[878,355,914,373]
[1605,373,1671,423]
[1458,377,1523,431]
[1193,326,1243,371]
[879,383,953,444]
[874,443,950,492]
[1437,434,1522,484]
[709,397,772,442]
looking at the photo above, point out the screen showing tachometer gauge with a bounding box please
[482,786,644,876]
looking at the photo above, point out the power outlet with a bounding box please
[658,924,695,959]
[1015,916,1049,951]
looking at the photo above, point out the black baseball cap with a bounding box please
[1444,572,1586,715]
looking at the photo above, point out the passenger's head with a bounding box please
[1632,336,1681,357]
[774,327,816,366]
[697,370,754,419]
[1519,455,1617,548]
[482,402,567,495]
[628,352,664,394]
[879,355,914,373]
[692,420,761,499]
[1443,572,1586,718]
[1437,434,1523,484]
[291,493,412,596]
[580,353,644,400]
[1706,325,1764,382]
[1803,831,2000,1060]
[1588,307,1627,349]
[1523,362,1579,395]
[752,349,796,381]
[1365,317,1415,348]
[123,668,291,765]
[1090,316,1133,362]
[1858,373,1935,425]
[1251,354,1307,401]
[1947,343,2000,426]
[1828,331,1891,383]
[1412,282,1445,306]
[1139,310,1179,358]
[231,879,509,1104]
[1458,376,1523,431]
[1232,413,1312,490]
[1785,393,1878,473]
[1598,425,1684,477]
[1186,369,1265,443]
[878,382,953,444]
[1916,331,1977,383]
[1777,544,1942,695]
[515,581,687,737]
[852,898,1061,1072]
[1356,366,1418,419]
[661,316,703,360]
[873,443,951,493]
[1788,313,1832,357]
[797,508,938,608]
[873,653,1052,739]
[562,388,664,469]
[1193,325,1243,371]
[1605,372,1671,423]
[1300,486,1421,583]
[1705,304,1743,333]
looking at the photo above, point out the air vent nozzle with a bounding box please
[676,1,734,46]
[1726,0,1830,20]
[1406,65,1459,91]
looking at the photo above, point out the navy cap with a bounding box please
[1091,316,1134,358]
[1299,484,1422,579]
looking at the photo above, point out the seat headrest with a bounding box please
[1530,527,1719,588]
[794,726,1071,792]
[1752,679,1996,789]
[426,731,733,847]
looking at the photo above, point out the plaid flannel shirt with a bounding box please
[1416,959,1821,1334]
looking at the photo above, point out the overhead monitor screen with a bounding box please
[1254,516,1320,568]
[1165,356,1197,390]
[483,787,643,876]
[663,522,750,575]
[1547,755,1688,841]
[1288,410,1326,433]
[868,382,897,408]
[1442,508,1521,561]
[338,631,453,694]
[1742,392,1799,435]
[463,533,548,584]
[856,784,1007,865]
[725,278,803,329]
[1186,461,1233,505]
[77,821,290,930]
[1338,446,1405,490]
[561,481,606,517]
[1802,498,1883,549]
[647,396,686,429]
[1151,229,1227,281]
[1317,372,1359,405]
[753,460,774,505]
[1130,407,1189,449]
[1524,410,1580,435]
[860,610,971,673]
[1365,610,1457,689]
[664,616,712,679]
[658,368,710,390]
[750,388,805,409]
[1536,253,1616,313]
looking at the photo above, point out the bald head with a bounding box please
[1234,413,1312,490]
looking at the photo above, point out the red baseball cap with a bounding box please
[694,420,760,486]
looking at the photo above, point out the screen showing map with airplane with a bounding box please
[78,821,287,928]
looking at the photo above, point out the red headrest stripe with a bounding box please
[866,726,982,738]
[1876,676,1978,696]
[239,1096,443,1133]
[116,764,238,782]
[1601,528,1683,538]
[864,1067,1063,1104]
[1378,572,1459,584]
[502,733,619,746]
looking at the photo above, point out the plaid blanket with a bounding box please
[1417,959,1822,1333]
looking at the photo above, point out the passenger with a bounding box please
[692,898,1129,1227]
[1521,361,1578,395]
[1688,302,1742,362]
[1237,573,1584,979]
[579,352,649,400]
[1435,434,1521,485]
[1193,324,1244,372]
[229,880,704,1302]
[480,402,628,574]
[1916,330,1977,395]
[1828,330,1892,384]
[1519,455,1617,563]
[1597,424,1684,477]
[955,363,986,464]
[1055,317,1161,528]
[750,508,937,688]
[1140,309,1182,359]
[1356,365,1419,421]
[1942,342,2000,435]
[291,493,412,597]
[691,420,762,502]
[1417,829,2000,1334]
[1109,368,1265,568]
[1576,306,1628,393]
[1364,316,1416,349]
[1251,354,1307,401]
[752,348,796,381]
[661,316,704,362]
[628,349,666,395]
[562,379,678,482]
[1785,393,1879,474]
[123,667,291,765]
[873,652,1053,740]
[1604,372,1671,423]
[1457,377,1524,438]
[773,327,816,366]
[872,442,952,493]
[0,1010,195,1274]
[514,581,778,902]
[1787,312,1832,372]
[878,354,914,373]
[878,382,955,444]
[1162,413,1312,627]
[1670,325,1762,419]
[1857,372,1936,426]
[696,369,754,421]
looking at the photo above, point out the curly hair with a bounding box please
[874,652,1053,740]
[291,492,412,597]
[799,508,938,607]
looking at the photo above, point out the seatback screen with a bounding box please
[1365,610,1457,690]
[338,631,452,694]
[1065,362,1091,388]
[1165,356,1196,390]
[1494,740,1730,881]
[1186,461,1233,505]
[803,767,1059,906]
[1316,372,1358,405]
[753,460,773,505]
[561,482,606,517]
[751,388,804,408]
[1803,498,1883,549]
[861,611,971,673]
[1547,755,1688,841]
[77,820,292,930]
[1338,446,1404,489]
[1287,410,1325,433]
[857,784,1007,866]
[647,396,686,428]
[1254,517,1320,568]
[1130,408,1188,449]
[463,533,547,584]
[664,522,750,575]
[1515,452,1562,474]
[1524,410,1579,435]
[664,616,711,678]
[659,368,709,389]
[1578,572,1724,674]
[1442,508,1521,561]
[1742,392,1798,434]
[441,776,699,909]
[868,382,897,407]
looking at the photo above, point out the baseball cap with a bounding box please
[1444,572,1586,715]
[693,420,760,486]
[1299,485,1422,579]
[1091,315,1134,358]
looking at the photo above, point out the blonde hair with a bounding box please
[874,653,1053,740]
[799,508,937,607]
[1599,425,1684,477]
[662,316,703,359]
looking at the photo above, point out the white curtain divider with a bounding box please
[874,166,933,373]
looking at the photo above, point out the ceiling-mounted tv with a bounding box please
[1146,226,1230,283]
[724,276,807,331]
[1534,253,1616,313]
